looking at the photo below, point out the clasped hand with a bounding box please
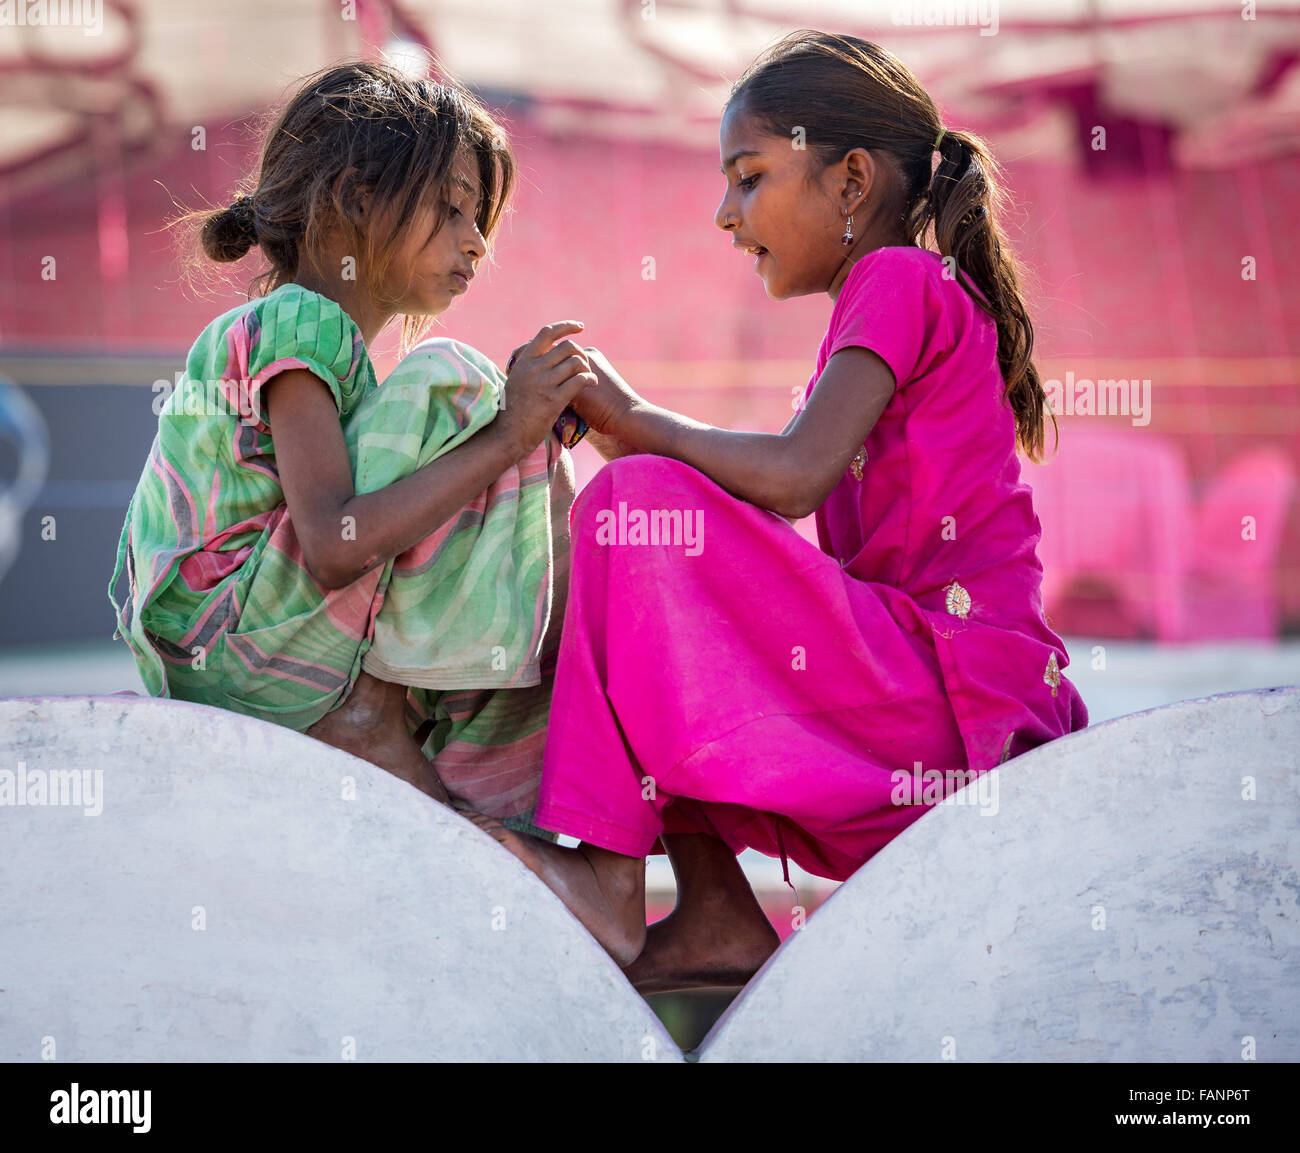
[502,324,643,452]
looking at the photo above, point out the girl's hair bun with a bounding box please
[200,196,259,263]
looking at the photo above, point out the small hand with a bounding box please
[569,346,644,437]
[495,321,597,458]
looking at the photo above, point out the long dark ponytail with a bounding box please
[729,30,1056,461]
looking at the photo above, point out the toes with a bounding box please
[464,810,510,841]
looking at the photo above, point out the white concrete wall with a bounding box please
[4,688,1295,1062]
[698,687,1300,1062]
[0,696,681,1062]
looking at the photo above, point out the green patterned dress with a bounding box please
[109,284,572,835]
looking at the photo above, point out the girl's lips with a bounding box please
[451,272,470,290]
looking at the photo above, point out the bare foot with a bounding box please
[623,832,780,994]
[308,672,449,804]
[622,895,779,995]
[463,812,647,966]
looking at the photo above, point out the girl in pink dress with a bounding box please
[470,31,1089,991]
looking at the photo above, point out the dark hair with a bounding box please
[178,60,516,348]
[728,30,1056,461]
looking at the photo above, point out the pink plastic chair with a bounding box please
[1182,448,1295,640]
[1025,427,1193,641]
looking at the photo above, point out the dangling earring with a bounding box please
[841,211,854,247]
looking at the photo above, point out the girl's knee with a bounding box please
[572,455,683,527]
[576,454,708,510]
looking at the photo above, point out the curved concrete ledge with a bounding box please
[698,687,1300,1062]
[0,696,681,1062]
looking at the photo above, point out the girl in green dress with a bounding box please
[110,62,594,834]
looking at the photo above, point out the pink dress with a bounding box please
[533,246,1089,882]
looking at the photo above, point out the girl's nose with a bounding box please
[715,190,739,233]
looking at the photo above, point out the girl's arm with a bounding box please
[573,347,896,520]
[266,322,594,591]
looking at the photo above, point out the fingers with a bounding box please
[559,370,599,405]
[524,320,585,358]
[547,353,591,387]
[540,338,587,371]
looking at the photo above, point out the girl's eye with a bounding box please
[738,174,759,190]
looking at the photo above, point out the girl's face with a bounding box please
[384,151,486,317]
[714,104,861,300]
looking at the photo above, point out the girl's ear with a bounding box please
[840,147,877,214]
[330,167,371,223]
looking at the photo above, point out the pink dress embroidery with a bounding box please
[534,246,1088,882]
